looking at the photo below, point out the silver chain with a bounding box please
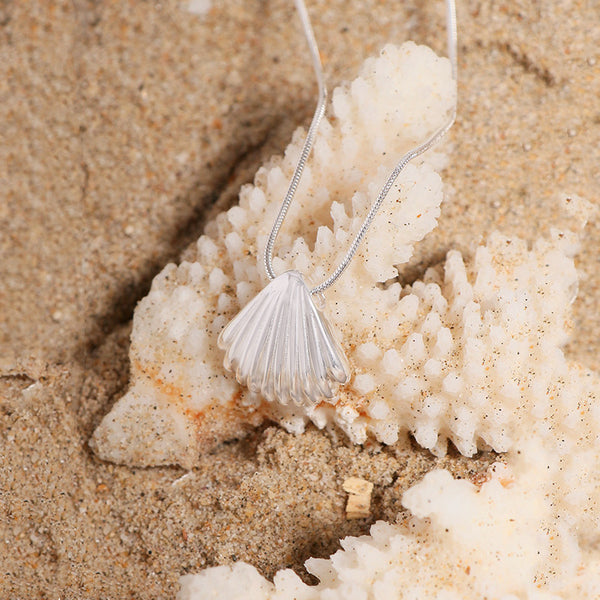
[264,0,458,295]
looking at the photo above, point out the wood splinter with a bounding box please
[343,477,374,519]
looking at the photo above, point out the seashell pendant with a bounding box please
[218,270,351,406]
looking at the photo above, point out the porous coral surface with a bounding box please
[180,463,600,599]
[91,42,455,467]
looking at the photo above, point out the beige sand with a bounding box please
[1,0,598,597]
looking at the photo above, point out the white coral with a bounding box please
[273,222,586,457]
[178,464,600,600]
[90,41,455,467]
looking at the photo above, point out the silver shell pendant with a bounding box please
[218,270,351,406]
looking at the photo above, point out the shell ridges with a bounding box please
[218,271,351,405]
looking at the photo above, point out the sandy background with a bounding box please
[1,0,599,597]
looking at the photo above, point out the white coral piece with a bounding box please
[274,220,586,456]
[178,464,600,600]
[90,41,455,467]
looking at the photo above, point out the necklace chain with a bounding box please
[264,0,458,296]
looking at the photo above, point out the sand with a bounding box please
[1,0,599,597]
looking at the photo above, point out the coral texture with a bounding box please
[178,462,600,599]
[177,196,600,598]
[91,41,455,467]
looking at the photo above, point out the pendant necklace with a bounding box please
[219,0,457,407]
